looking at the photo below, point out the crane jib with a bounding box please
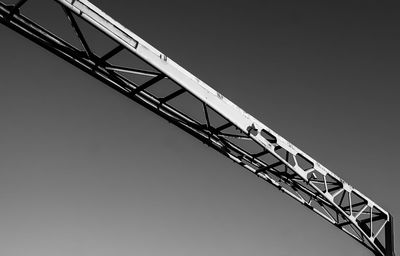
[0,0,395,255]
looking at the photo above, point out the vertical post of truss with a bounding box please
[385,214,395,256]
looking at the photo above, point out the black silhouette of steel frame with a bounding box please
[0,1,395,255]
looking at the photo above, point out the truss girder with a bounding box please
[0,1,395,255]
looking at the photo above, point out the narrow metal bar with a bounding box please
[219,133,251,140]
[348,224,364,241]
[357,214,387,225]
[370,206,373,237]
[215,122,233,132]
[320,203,336,223]
[337,220,352,228]
[385,214,395,256]
[203,103,211,129]
[62,6,92,57]
[160,88,186,104]
[327,184,343,193]
[285,150,289,173]
[105,65,159,77]
[252,150,270,158]
[331,188,344,198]
[129,74,165,95]
[354,205,369,219]
[338,189,346,206]
[256,161,283,174]
[101,44,124,61]
[309,180,326,185]
[343,201,367,211]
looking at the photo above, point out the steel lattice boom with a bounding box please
[0,1,395,255]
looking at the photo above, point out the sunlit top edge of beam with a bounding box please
[55,0,389,217]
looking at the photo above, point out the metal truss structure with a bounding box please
[0,0,395,255]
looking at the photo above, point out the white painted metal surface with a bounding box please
[0,0,393,254]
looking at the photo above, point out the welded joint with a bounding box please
[4,0,28,20]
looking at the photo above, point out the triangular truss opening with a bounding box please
[333,189,351,215]
[21,0,82,51]
[350,191,368,218]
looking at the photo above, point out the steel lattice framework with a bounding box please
[0,1,395,255]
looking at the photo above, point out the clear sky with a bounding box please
[0,0,399,256]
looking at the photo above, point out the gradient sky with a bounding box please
[0,0,399,256]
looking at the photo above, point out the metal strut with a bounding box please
[0,1,395,255]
